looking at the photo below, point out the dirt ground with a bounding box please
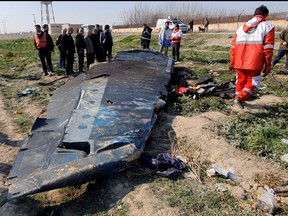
[0,33,288,215]
[1,90,288,215]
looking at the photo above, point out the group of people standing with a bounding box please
[157,22,183,62]
[140,22,183,62]
[34,23,113,76]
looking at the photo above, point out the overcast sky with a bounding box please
[0,1,287,33]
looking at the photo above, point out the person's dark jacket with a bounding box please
[103,31,113,48]
[62,34,75,54]
[46,32,54,52]
[141,26,153,40]
[56,34,64,51]
[75,33,86,53]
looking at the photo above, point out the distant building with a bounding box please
[48,23,64,35]
[81,24,95,33]
[62,23,83,33]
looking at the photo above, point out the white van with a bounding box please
[155,19,188,33]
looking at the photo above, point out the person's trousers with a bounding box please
[66,53,74,75]
[38,50,48,74]
[235,69,262,103]
[272,49,288,70]
[142,39,150,49]
[104,46,112,61]
[160,46,169,56]
[59,51,66,68]
[172,43,180,61]
[45,51,53,72]
[86,53,94,70]
[78,52,84,71]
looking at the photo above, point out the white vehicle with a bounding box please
[155,18,188,33]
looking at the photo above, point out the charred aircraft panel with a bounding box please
[5,49,173,201]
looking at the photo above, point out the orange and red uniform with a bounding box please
[34,31,47,49]
[229,15,275,102]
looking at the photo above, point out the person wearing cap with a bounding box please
[102,24,113,61]
[42,24,55,73]
[34,24,51,76]
[229,5,275,109]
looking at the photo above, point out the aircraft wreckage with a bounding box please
[6,49,174,201]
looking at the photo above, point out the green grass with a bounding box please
[216,103,288,167]
[151,177,256,216]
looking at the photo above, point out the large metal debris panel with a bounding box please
[6,50,173,201]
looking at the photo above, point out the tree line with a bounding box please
[115,3,287,28]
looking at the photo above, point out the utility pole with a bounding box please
[2,17,7,34]
[32,14,36,25]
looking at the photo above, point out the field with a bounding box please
[0,31,288,216]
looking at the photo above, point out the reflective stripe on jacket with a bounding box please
[230,15,275,70]
[34,32,47,49]
[170,29,183,44]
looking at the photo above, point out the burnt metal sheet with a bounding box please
[6,49,173,201]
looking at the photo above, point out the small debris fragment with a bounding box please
[281,138,288,145]
[215,183,228,192]
[206,164,241,182]
[255,189,279,214]
[17,87,36,97]
[241,194,248,200]
[15,109,23,114]
[280,154,288,163]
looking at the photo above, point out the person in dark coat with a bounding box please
[61,27,75,75]
[189,19,194,33]
[141,24,153,50]
[84,29,95,70]
[56,28,67,69]
[43,24,55,73]
[204,18,209,33]
[75,27,86,72]
[102,24,113,61]
[92,24,105,62]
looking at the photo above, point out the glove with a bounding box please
[229,63,235,73]
[262,64,271,77]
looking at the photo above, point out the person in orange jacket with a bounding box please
[229,5,275,109]
[170,24,183,62]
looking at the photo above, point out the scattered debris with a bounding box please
[280,154,288,163]
[15,109,23,115]
[207,60,215,65]
[254,188,279,214]
[206,164,242,182]
[209,69,219,77]
[17,87,36,97]
[241,194,248,200]
[140,152,186,179]
[281,138,288,145]
[215,183,228,192]
[153,98,166,110]
[171,77,235,99]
